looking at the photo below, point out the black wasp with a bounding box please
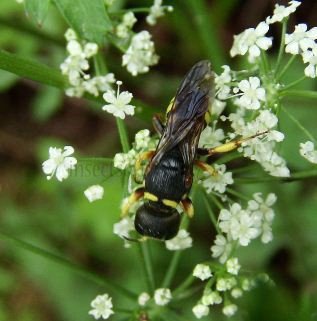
[122,60,263,240]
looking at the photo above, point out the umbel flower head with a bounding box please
[42,146,77,181]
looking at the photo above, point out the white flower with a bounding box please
[222,303,238,317]
[211,234,232,263]
[266,1,301,24]
[231,288,243,298]
[299,140,317,163]
[113,149,137,170]
[116,12,137,38]
[215,65,232,100]
[42,146,77,181]
[230,21,272,62]
[201,164,233,194]
[146,0,173,25]
[192,304,209,319]
[198,125,225,148]
[65,28,77,41]
[84,185,104,202]
[219,203,246,234]
[302,46,317,78]
[193,264,212,281]
[216,277,237,292]
[102,81,135,119]
[122,31,159,76]
[248,193,276,243]
[135,129,151,150]
[226,258,241,275]
[285,24,317,55]
[113,216,135,239]
[154,288,172,306]
[201,291,222,305]
[89,294,114,320]
[165,229,193,250]
[211,99,226,117]
[234,77,266,110]
[138,292,150,306]
[83,74,116,97]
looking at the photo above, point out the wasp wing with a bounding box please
[151,60,214,168]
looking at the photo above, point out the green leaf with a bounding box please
[24,0,50,26]
[53,0,112,44]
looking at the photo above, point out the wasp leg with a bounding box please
[195,160,217,176]
[121,187,145,217]
[134,150,155,183]
[152,114,165,135]
[181,197,194,218]
[199,131,268,156]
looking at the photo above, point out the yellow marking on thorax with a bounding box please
[144,192,159,202]
[162,199,178,208]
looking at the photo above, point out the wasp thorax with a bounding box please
[135,203,181,240]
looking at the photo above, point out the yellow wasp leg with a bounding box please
[134,150,155,183]
[206,131,268,156]
[181,197,194,218]
[121,187,144,217]
[195,160,217,176]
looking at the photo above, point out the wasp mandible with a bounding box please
[122,60,265,240]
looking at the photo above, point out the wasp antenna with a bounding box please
[122,235,147,243]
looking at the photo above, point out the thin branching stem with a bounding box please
[277,55,296,80]
[162,251,182,288]
[0,231,137,300]
[138,242,156,293]
[203,193,221,233]
[274,20,287,78]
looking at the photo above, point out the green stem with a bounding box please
[226,188,249,201]
[162,251,182,288]
[280,89,317,100]
[0,231,137,300]
[274,20,287,78]
[93,52,108,75]
[260,51,269,75]
[138,242,155,293]
[235,169,317,184]
[209,193,224,210]
[277,55,296,80]
[186,0,226,71]
[78,157,113,163]
[281,75,306,90]
[116,118,130,153]
[173,274,195,298]
[281,105,316,142]
[203,193,220,233]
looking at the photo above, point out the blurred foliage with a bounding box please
[0,0,317,321]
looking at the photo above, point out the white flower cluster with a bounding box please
[122,31,159,76]
[146,0,173,26]
[230,21,272,62]
[266,1,301,24]
[89,293,114,320]
[299,141,317,164]
[116,12,137,39]
[137,289,172,307]
[60,29,115,97]
[191,259,244,318]
[211,193,276,263]
[165,229,193,250]
[200,164,234,194]
[42,146,77,181]
[285,23,317,78]
[229,109,289,177]
[113,129,153,170]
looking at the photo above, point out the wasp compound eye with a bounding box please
[135,204,181,240]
